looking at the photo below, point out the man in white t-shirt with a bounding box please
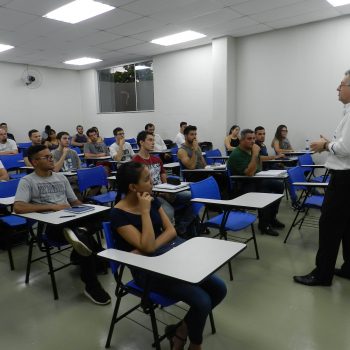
[109,127,134,162]
[0,128,18,155]
[174,121,187,147]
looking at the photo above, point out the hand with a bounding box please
[137,192,153,214]
[118,137,125,147]
[252,144,260,156]
[310,140,327,153]
[320,134,330,142]
[275,153,286,159]
[62,147,70,155]
[192,139,199,151]
[51,203,71,211]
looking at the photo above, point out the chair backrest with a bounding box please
[102,221,119,274]
[198,141,213,152]
[163,139,175,149]
[76,166,108,192]
[0,153,24,170]
[287,166,308,204]
[69,146,82,154]
[171,146,179,162]
[104,137,115,146]
[298,153,314,166]
[204,149,222,165]
[0,178,20,198]
[189,176,221,215]
[17,142,32,150]
[125,138,138,150]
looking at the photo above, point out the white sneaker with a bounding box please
[63,228,92,257]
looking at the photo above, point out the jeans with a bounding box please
[134,272,227,345]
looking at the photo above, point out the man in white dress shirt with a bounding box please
[0,128,18,155]
[174,121,187,147]
[294,70,350,286]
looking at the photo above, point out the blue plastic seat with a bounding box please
[0,153,27,179]
[76,166,117,206]
[284,166,325,243]
[104,137,115,146]
[204,149,224,165]
[298,153,329,183]
[102,222,216,349]
[125,138,138,150]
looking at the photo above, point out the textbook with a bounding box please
[63,205,95,214]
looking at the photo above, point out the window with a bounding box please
[98,61,154,112]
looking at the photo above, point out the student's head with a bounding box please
[91,126,100,136]
[0,123,8,132]
[86,128,98,142]
[0,128,8,143]
[137,131,154,151]
[113,127,125,142]
[27,145,54,170]
[47,129,56,141]
[76,125,84,134]
[44,125,51,134]
[28,129,42,145]
[180,122,187,133]
[145,123,155,134]
[116,162,152,202]
[229,125,240,137]
[337,69,350,104]
[184,125,197,144]
[254,126,265,143]
[57,131,70,147]
[239,129,255,150]
[274,125,288,141]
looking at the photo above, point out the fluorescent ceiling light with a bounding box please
[0,44,14,53]
[64,57,102,65]
[151,30,206,46]
[326,0,350,6]
[43,0,115,24]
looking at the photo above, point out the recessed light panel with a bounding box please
[43,0,115,24]
[151,30,206,46]
[0,44,14,53]
[64,57,102,65]
[326,0,350,6]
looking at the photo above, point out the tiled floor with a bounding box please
[1,198,350,350]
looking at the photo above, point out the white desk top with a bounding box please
[0,196,15,205]
[301,164,326,168]
[164,162,180,168]
[192,192,283,210]
[153,182,190,193]
[109,160,131,164]
[206,156,229,160]
[262,157,298,163]
[283,150,314,155]
[293,182,329,187]
[98,237,246,284]
[84,156,111,160]
[182,167,226,173]
[107,175,116,181]
[20,166,34,170]
[61,171,77,176]
[230,173,289,179]
[150,150,172,154]
[14,204,109,225]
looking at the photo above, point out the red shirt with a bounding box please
[133,154,165,185]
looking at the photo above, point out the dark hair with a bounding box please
[229,125,240,135]
[115,162,145,202]
[180,122,187,127]
[28,129,39,138]
[27,145,48,162]
[145,123,154,130]
[271,124,288,147]
[254,126,265,133]
[44,125,51,133]
[0,122,7,126]
[76,125,83,130]
[137,131,153,147]
[86,127,97,136]
[57,131,69,141]
[184,125,197,136]
[45,129,56,142]
[240,129,254,139]
[113,127,123,136]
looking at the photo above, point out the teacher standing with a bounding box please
[294,70,350,286]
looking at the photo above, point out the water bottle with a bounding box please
[305,139,310,151]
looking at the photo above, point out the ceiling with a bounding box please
[0,0,349,70]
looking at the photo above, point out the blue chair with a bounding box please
[102,221,216,349]
[298,153,329,183]
[104,137,115,146]
[0,153,26,179]
[17,142,32,153]
[284,166,325,243]
[77,166,117,206]
[0,179,29,270]
[204,149,224,165]
[189,177,258,280]
[171,146,179,162]
[125,138,138,150]
[69,146,82,154]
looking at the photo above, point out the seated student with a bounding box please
[109,127,134,162]
[13,145,110,305]
[133,131,195,236]
[0,160,9,180]
[0,127,18,155]
[227,129,285,236]
[110,162,227,350]
[84,128,109,158]
[177,125,206,170]
[0,122,15,141]
[255,126,286,161]
[41,125,51,140]
[23,129,42,166]
[145,123,167,151]
[224,125,240,154]
[174,121,187,148]
[271,124,293,154]
[44,129,59,150]
[71,125,88,149]
[88,126,104,143]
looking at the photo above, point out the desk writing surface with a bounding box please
[163,162,180,168]
[14,204,109,225]
[98,237,246,284]
[301,164,325,168]
[84,156,111,160]
[230,173,288,179]
[153,182,190,193]
[192,192,283,209]
[293,182,329,187]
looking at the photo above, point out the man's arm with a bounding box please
[53,148,69,172]
[0,168,9,180]
[244,144,261,176]
[14,201,70,214]
[0,149,18,155]
[23,157,32,167]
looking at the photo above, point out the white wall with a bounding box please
[80,45,214,145]
[236,16,350,153]
[0,62,83,142]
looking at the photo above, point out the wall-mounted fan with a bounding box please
[21,67,43,89]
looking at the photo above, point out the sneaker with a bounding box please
[259,226,279,236]
[84,286,111,305]
[270,218,285,229]
[63,228,92,257]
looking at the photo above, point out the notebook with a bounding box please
[63,205,95,214]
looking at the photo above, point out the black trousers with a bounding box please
[314,170,350,281]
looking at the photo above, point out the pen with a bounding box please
[59,215,76,218]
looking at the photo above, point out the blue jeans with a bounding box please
[134,272,227,345]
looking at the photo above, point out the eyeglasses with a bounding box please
[36,155,53,161]
[117,133,125,136]
[281,129,288,132]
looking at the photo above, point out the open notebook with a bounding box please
[63,205,95,214]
